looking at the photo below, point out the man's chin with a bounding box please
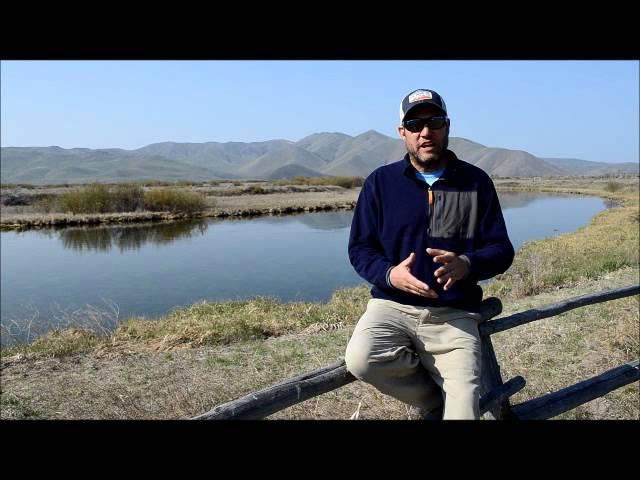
[408,150,445,170]
[417,155,441,166]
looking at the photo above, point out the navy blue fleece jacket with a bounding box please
[348,151,514,309]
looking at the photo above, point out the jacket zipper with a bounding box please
[427,186,434,237]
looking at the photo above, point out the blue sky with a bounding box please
[1,60,638,164]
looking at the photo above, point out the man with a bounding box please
[344,88,514,420]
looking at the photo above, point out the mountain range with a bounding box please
[1,131,637,184]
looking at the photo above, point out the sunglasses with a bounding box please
[403,116,447,133]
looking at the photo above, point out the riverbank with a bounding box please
[2,176,637,230]
[1,266,637,420]
[0,182,359,230]
[1,178,638,419]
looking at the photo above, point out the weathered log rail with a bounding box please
[193,284,639,420]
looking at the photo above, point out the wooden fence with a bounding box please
[193,284,639,420]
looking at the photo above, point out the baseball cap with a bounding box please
[399,89,447,122]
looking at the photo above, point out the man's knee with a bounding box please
[345,341,397,382]
[346,342,419,382]
[344,342,375,381]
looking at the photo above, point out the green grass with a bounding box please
[23,328,100,357]
[110,286,369,350]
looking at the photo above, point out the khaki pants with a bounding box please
[345,298,483,420]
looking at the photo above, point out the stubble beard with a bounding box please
[407,136,449,172]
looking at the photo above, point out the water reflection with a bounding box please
[54,219,209,252]
[297,211,353,230]
[216,211,354,231]
[498,191,621,211]
[497,192,541,210]
[604,198,621,209]
[45,194,600,253]
[45,213,354,253]
[1,299,121,347]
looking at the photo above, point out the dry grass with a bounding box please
[1,176,638,419]
[489,267,639,420]
[1,185,357,229]
[114,286,367,347]
[2,286,370,359]
[1,299,121,351]
[142,189,206,213]
[1,268,637,420]
[487,207,639,296]
[604,181,623,193]
[59,183,115,214]
[485,189,638,298]
[272,176,365,189]
[3,183,206,218]
[492,176,639,195]
[0,324,408,420]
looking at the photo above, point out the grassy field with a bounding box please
[0,176,638,419]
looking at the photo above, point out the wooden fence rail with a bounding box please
[193,284,639,420]
[193,361,354,420]
[511,359,639,420]
[480,284,640,336]
[477,284,640,419]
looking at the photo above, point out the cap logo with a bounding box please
[408,90,432,103]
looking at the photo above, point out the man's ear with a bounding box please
[397,125,406,140]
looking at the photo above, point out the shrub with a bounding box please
[331,176,365,188]
[604,181,622,193]
[111,184,145,212]
[33,194,58,213]
[59,183,112,214]
[143,189,206,213]
[56,184,204,214]
[274,176,365,188]
[244,185,269,195]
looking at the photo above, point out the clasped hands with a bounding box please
[388,248,469,298]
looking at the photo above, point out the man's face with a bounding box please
[398,104,450,170]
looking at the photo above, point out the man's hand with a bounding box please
[427,248,470,291]
[389,252,438,298]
